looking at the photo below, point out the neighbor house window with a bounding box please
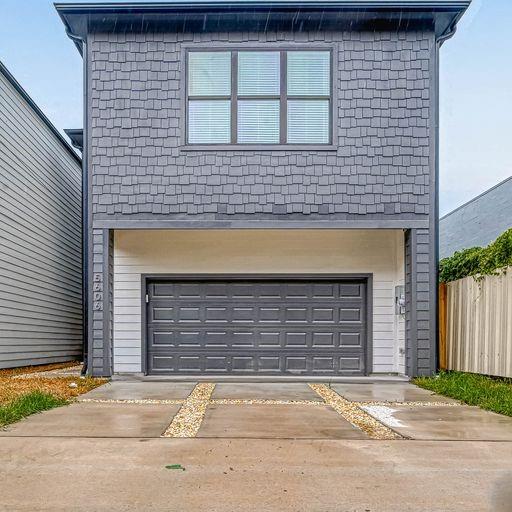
[186,49,331,145]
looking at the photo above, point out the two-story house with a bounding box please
[56,0,469,378]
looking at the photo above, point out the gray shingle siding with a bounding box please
[404,227,436,377]
[439,177,512,259]
[88,228,114,377]
[88,29,433,222]
[0,68,82,369]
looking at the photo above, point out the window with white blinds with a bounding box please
[187,49,331,145]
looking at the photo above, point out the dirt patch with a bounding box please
[0,361,81,379]
[0,362,107,406]
[0,376,107,406]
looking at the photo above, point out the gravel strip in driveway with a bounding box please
[358,401,461,407]
[309,383,403,440]
[210,399,324,406]
[80,398,185,405]
[162,383,216,438]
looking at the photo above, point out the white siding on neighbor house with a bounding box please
[113,229,405,374]
[0,70,82,368]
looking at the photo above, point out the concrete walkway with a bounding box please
[1,381,512,511]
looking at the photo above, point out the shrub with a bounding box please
[439,228,512,282]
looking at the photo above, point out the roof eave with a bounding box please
[54,1,471,10]
[55,0,471,53]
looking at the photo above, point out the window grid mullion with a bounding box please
[280,51,287,145]
[237,95,281,100]
[186,49,332,146]
[231,51,238,144]
[286,96,331,100]
[188,95,233,100]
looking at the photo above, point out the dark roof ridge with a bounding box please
[441,175,512,220]
[0,60,81,166]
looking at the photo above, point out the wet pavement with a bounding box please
[198,403,366,439]
[1,381,512,511]
[211,382,323,401]
[2,381,510,442]
[369,403,512,441]
[80,381,196,401]
[331,382,458,403]
[0,402,181,438]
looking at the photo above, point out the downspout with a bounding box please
[66,30,89,376]
[433,19,459,372]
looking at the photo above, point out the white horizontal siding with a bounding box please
[113,229,405,374]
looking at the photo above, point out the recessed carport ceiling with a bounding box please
[55,0,471,54]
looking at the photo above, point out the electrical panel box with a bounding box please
[395,285,405,315]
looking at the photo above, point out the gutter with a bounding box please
[436,0,470,44]
[54,1,472,10]
[437,17,459,45]
[64,129,83,152]
[432,1,469,371]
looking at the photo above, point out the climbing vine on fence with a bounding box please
[439,228,512,283]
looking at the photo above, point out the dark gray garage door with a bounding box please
[146,277,368,376]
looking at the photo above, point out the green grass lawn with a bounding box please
[0,391,67,428]
[414,371,512,417]
[0,363,107,428]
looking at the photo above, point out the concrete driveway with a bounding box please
[1,381,512,511]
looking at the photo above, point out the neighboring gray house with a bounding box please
[0,61,83,368]
[440,176,512,259]
[56,0,469,378]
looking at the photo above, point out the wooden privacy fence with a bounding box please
[439,267,512,378]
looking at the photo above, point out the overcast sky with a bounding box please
[0,0,510,216]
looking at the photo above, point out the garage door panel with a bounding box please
[149,283,366,302]
[311,283,336,298]
[340,354,365,372]
[148,302,364,325]
[152,283,177,298]
[313,357,336,372]
[340,332,363,347]
[312,332,335,347]
[339,283,364,298]
[339,307,363,322]
[146,278,367,375]
[152,355,175,371]
[149,327,365,349]
[148,350,366,375]
[151,307,175,322]
[312,308,335,323]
